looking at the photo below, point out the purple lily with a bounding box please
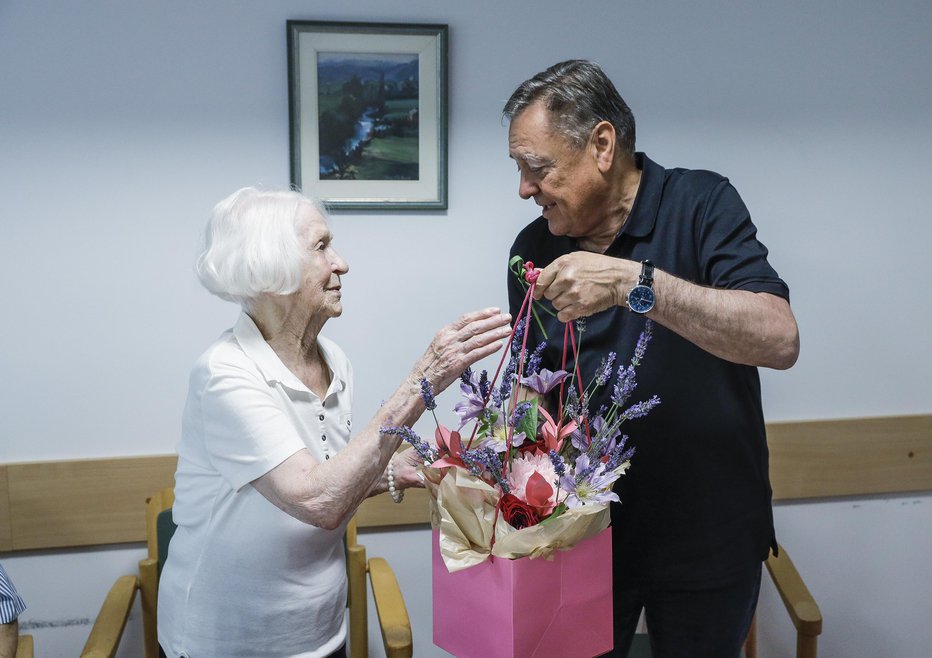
[453,372,488,428]
[560,454,622,508]
[520,368,570,395]
[454,393,486,428]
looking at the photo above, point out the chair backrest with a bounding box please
[139,487,174,658]
[345,516,369,658]
[155,509,176,576]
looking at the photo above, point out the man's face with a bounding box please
[508,102,606,239]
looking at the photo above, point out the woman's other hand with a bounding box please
[394,447,427,489]
[416,308,512,393]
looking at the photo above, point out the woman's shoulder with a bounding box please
[189,328,262,383]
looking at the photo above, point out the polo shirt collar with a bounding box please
[232,312,347,398]
[617,152,663,240]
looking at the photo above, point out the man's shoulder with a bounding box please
[639,153,734,209]
[664,164,730,192]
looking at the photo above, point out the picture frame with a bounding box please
[287,20,448,211]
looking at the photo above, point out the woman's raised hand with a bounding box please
[416,308,512,394]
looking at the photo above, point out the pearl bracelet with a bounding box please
[386,457,404,504]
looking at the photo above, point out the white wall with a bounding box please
[1,0,930,656]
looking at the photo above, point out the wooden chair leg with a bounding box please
[797,633,818,658]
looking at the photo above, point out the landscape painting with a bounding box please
[316,52,420,181]
[287,21,447,209]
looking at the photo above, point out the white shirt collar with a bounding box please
[232,312,347,398]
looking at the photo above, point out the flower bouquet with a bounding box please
[384,261,660,657]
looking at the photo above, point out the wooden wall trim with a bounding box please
[0,466,11,552]
[5,456,178,552]
[767,414,932,500]
[1,414,929,553]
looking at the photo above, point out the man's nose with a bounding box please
[518,173,538,200]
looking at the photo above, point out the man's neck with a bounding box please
[578,159,642,253]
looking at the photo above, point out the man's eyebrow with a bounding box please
[510,152,550,168]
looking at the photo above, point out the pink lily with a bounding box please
[430,424,467,469]
[537,406,577,453]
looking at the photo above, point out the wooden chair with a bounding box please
[629,543,822,658]
[80,575,140,658]
[139,487,412,658]
[345,517,413,658]
[752,543,823,658]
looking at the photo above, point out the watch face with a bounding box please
[627,285,655,313]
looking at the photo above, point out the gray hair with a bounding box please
[503,59,636,156]
[195,186,327,308]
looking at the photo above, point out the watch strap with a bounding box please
[639,260,654,287]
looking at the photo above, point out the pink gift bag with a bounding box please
[432,527,613,658]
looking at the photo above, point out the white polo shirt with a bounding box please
[159,312,354,658]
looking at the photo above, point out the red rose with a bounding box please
[499,493,541,530]
[517,437,548,455]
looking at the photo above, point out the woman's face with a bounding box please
[296,206,349,320]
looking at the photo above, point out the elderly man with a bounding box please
[503,60,799,657]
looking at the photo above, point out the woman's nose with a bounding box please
[332,250,349,274]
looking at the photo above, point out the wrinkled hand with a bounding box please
[534,253,638,322]
[417,308,512,393]
[393,446,428,489]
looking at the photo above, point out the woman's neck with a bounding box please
[248,300,331,397]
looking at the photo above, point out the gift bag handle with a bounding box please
[469,261,591,454]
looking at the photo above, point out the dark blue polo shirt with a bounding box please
[507,153,789,585]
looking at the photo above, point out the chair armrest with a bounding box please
[368,557,412,658]
[766,544,823,638]
[80,575,139,658]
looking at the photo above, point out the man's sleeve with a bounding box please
[698,180,790,301]
[0,563,27,623]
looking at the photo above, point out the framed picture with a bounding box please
[287,20,448,210]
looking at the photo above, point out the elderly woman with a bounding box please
[158,187,511,658]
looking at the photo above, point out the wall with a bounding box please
[1,1,930,656]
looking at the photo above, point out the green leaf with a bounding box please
[514,397,539,441]
[509,254,526,277]
[476,410,499,438]
[540,502,568,525]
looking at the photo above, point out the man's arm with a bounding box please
[534,252,799,370]
[0,619,18,658]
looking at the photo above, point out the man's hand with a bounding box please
[533,252,639,322]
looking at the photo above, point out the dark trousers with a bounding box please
[606,563,762,658]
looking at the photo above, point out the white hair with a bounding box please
[195,186,327,308]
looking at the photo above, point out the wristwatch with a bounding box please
[625,260,655,314]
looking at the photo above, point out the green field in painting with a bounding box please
[354,135,419,179]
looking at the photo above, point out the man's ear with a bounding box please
[590,121,616,173]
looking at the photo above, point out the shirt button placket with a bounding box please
[318,411,330,460]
